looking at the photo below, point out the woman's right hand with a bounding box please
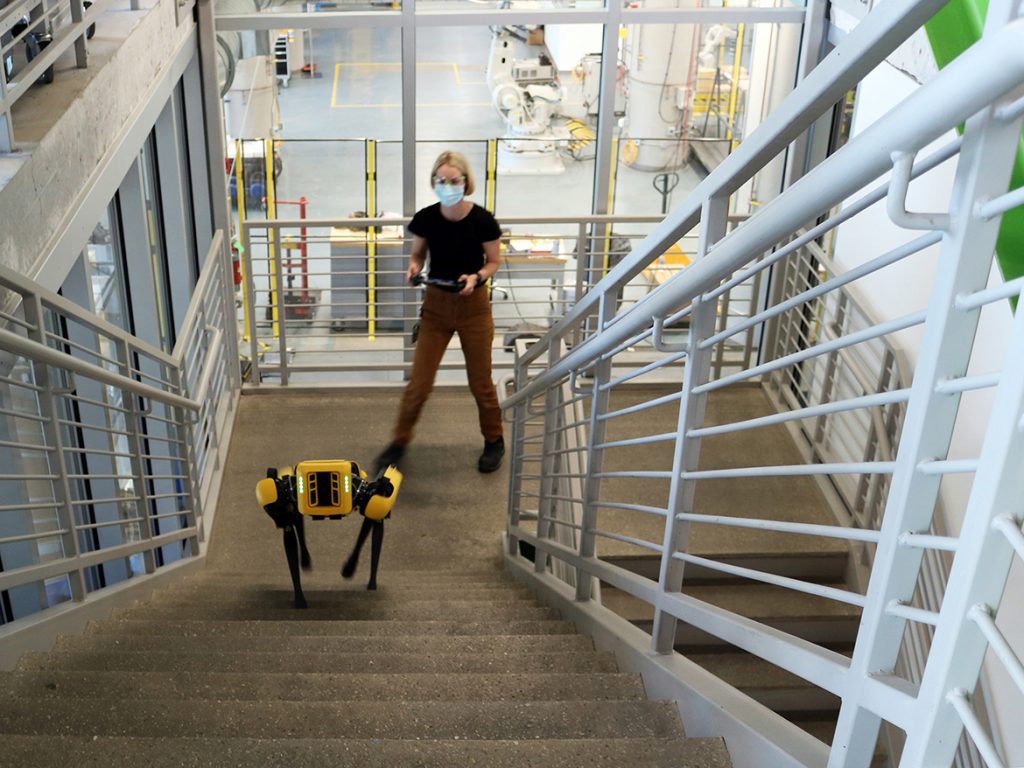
[406,263,423,284]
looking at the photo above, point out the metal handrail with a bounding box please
[506,17,1024,407]
[0,326,198,411]
[503,6,1024,767]
[0,232,236,646]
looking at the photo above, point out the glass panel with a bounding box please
[85,207,129,331]
[140,137,175,352]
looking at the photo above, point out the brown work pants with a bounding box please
[392,285,503,446]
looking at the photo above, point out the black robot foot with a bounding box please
[341,557,357,579]
[294,594,308,609]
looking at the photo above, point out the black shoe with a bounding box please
[478,437,505,473]
[374,442,405,475]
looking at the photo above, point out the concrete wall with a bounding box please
[0,0,196,283]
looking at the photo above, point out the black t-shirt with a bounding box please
[407,203,502,282]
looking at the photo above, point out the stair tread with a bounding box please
[602,583,862,620]
[56,633,593,655]
[0,699,684,740]
[116,604,557,621]
[87,618,577,637]
[683,651,830,690]
[19,649,619,674]
[0,734,733,768]
[0,670,647,702]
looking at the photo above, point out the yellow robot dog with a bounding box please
[256,460,402,607]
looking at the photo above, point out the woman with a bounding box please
[374,151,505,474]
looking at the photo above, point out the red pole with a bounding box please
[298,196,309,297]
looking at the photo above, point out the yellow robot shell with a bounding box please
[363,466,402,521]
[295,459,356,517]
[255,477,279,507]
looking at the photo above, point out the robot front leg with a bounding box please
[341,516,384,591]
[282,524,308,609]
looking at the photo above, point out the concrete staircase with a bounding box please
[0,567,732,767]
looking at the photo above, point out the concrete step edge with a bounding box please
[0,734,733,768]
[0,670,648,702]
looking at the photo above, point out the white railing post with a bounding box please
[534,342,565,574]
[20,295,86,601]
[118,338,158,576]
[575,293,615,602]
[827,40,1024,768]
[652,195,727,654]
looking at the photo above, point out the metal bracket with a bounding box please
[651,317,688,354]
[886,152,951,231]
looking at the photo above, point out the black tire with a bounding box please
[84,2,95,39]
[36,37,53,84]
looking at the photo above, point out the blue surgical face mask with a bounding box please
[434,183,465,207]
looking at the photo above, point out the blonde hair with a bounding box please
[430,151,476,196]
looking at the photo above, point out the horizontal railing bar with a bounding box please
[934,372,1001,395]
[542,518,584,533]
[0,501,59,513]
[689,389,909,439]
[0,328,198,412]
[676,512,882,543]
[0,528,197,592]
[596,433,677,451]
[969,605,1024,697]
[541,494,585,505]
[885,600,939,626]
[917,459,979,475]
[69,496,140,507]
[62,446,133,459]
[948,689,1005,768]
[683,461,896,480]
[0,373,43,392]
[600,390,684,421]
[994,515,1024,561]
[0,407,47,423]
[898,532,959,552]
[600,351,688,390]
[62,391,132,415]
[998,93,1024,122]
[595,470,673,479]
[976,185,1024,221]
[150,510,195,521]
[597,501,669,517]
[593,530,664,553]
[954,275,1024,312]
[700,232,941,351]
[693,310,928,396]
[65,473,131,482]
[0,528,69,545]
[0,473,59,481]
[0,311,35,333]
[0,438,52,452]
[75,517,144,531]
[56,419,129,439]
[671,551,867,608]
[43,332,122,369]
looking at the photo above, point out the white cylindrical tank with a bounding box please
[622,0,699,170]
[224,56,279,139]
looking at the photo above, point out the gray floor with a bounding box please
[267,25,704,224]
[207,388,512,576]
